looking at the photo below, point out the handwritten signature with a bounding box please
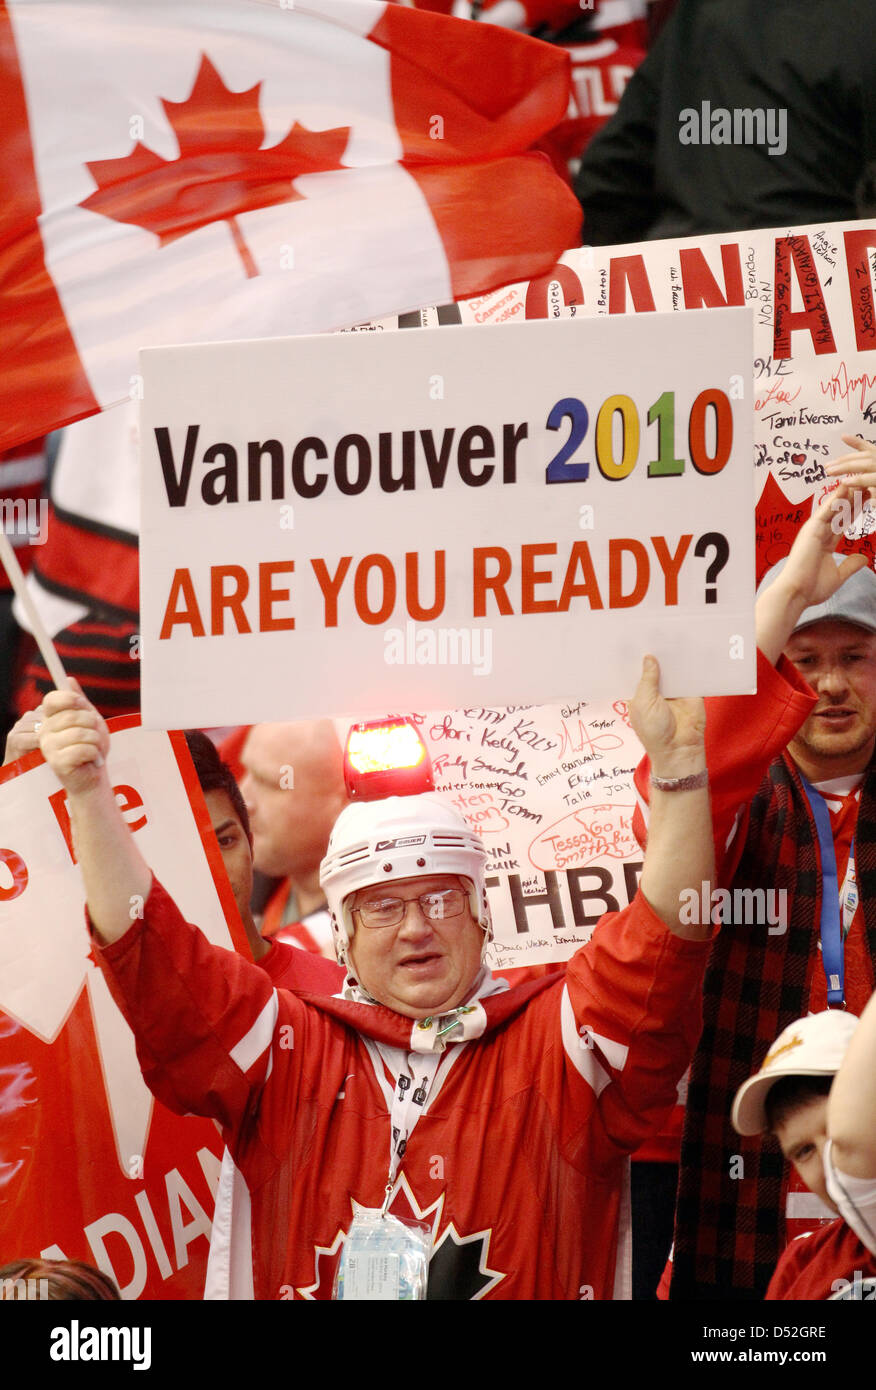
[820,361,876,412]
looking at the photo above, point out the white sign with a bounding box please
[400,700,645,970]
[139,309,754,727]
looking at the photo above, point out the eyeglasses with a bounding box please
[352,888,467,930]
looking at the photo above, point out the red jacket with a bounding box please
[93,879,714,1300]
[766,1221,876,1300]
[631,650,816,1164]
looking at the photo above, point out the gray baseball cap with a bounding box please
[758,554,876,636]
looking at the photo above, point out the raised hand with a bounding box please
[629,654,706,779]
[824,433,876,498]
[38,683,110,797]
[755,466,871,665]
[3,705,45,765]
[630,656,713,939]
[773,482,868,608]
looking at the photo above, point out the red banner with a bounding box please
[0,719,250,1299]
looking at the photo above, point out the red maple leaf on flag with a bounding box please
[80,56,351,277]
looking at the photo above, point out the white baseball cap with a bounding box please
[731,1010,859,1136]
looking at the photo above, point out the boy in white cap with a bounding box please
[733,1001,876,1299]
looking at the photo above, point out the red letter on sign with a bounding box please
[211,566,252,636]
[353,555,396,625]
[311,556,352,628]
[50,785,147,862]
[609,256,656,314]
[557,542,604,611]
[679,245,744,309]
[259,561,295,632]
[473,548,513,617]
[406,552,445,622]
[0,847,28,901]
[609,538,650,608]
[48,787,76,863]
[521,544,557,614]
[159,569,206,640]
[844,228,876,352]
[524,263,584,319]
[773,235,837,359]
[651,534,693,605]
[115,785,147,833]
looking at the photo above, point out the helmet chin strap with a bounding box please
[462,876,494,963]
[477,917,492,962]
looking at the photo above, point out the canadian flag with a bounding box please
[0,0,580,452]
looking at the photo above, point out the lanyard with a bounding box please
[374,1045,448,1214]
[841,836,858,940]
[376,1008,480,1212]
[800,777,845,1007]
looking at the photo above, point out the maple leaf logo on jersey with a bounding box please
[426,1223,504,1301]
[298,1178,506,1300]
[80,56,350,277]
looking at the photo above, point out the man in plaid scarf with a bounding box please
[635,440,876,1299]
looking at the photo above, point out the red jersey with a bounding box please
[94,878,714,1300]
[766,1221,876,1300]
[260,938,344,992]
[633,650,816,1167]
[546,39,645,173]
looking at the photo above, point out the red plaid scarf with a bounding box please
[670,749,876,1299]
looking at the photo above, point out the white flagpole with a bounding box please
[0,528,71,691]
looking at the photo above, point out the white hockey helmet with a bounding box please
[319,793,491,966]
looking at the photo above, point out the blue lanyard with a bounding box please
[800,777,845,1007]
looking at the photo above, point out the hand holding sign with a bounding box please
[3,706,46,766]
[39,689,149,947]
[40,685,111,794]
[629,654,706,779]
[628,655,712,943]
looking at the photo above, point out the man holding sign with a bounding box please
[40,657,715,1300]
